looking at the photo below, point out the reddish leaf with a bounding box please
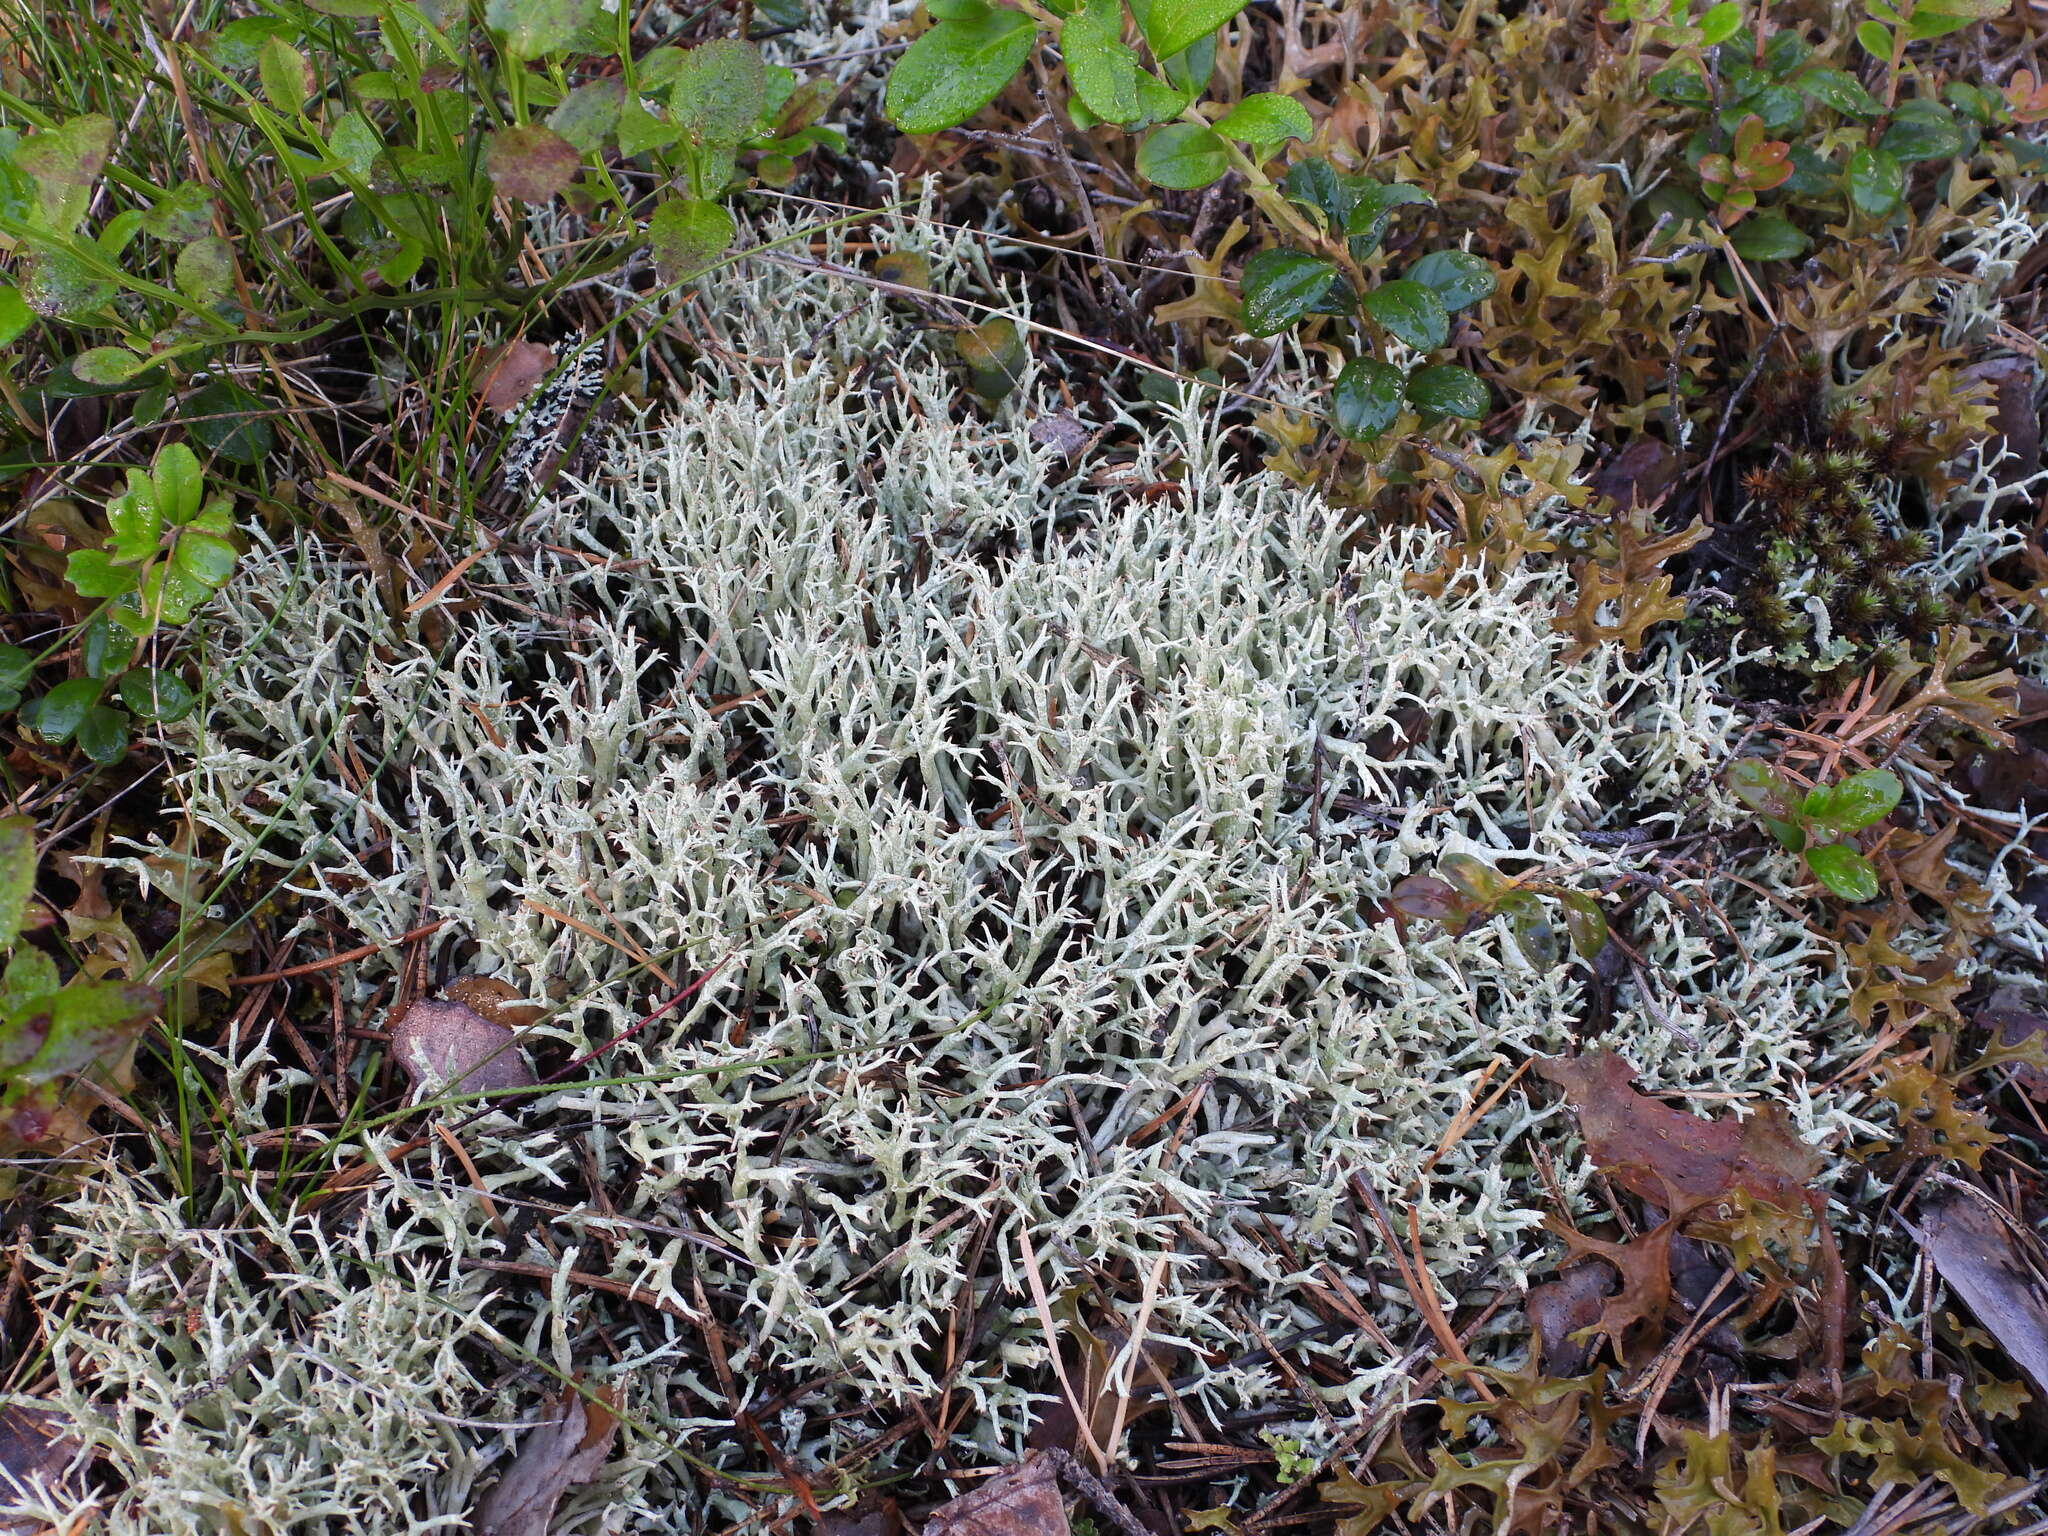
[1544,1214,1677,1359]
[1526,1260,1614,1375]
[484,125,582,204]
[1537,1051,1819,1211]
[922,1454,1070,1536]
[1589,437,1679,512]
[476,341,556,416]
[1388,874,1462,923]
[387,997,536,1099]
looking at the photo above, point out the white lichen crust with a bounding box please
[20,218,1881,1532]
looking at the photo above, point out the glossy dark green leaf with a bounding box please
[1844,145,1902,216]
[1331,356,1404,441]
[1878,98,1965,161]
[1239,249,1335,336]
[0,647,32,699]
[1718,83,1803,132]
[1361,280,1449,351]
[1796,67,1881,119]
[74,705,128,764]
[79,615,134,680]
[1156,30,1215,97]
[1404,363,1488,419]
[1135,121,1229,188]
[119,667,197,723]
[1648,66,1712,107]
[1343,179,1430,254]
[31,678,100,743]
[1282,157,1344,226]
[183,379,274,465]
[885,9,1036,134]
[1129,69,1195,125]
[1405,250,1495,311]
[1760,27,1811,76]
[1728,213,1808,260]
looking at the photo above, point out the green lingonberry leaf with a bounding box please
[886,6,1037,135]
[1331,356,1404,441]
[1404,363,1489,420]
[1061,0,1142,125]
[1239,249,1336,337]
[1805,842,1880,902]
[1135,121,1230,188]
[1405,250,1496,311]
[1361,280,1450,351]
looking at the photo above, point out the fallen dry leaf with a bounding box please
[1027,412,1093,459]
[474,1384,621,1536]
[478,340,556,417]
[812,1497,904,1536]
[921,1455,1069,1536]
[1526,1260,1614,1376]
[0,1403,89,1534]
[1538,1051,1820,1211]
[1978,989,2048,1103]
[1589,437,1679,512]
[387,997,536,1099]
[1908,1180,2048,1399]
[443,974,545,1030]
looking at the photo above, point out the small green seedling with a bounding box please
[65,442,238,636]
[1390,853,1609,971]
[0,815,157,1149]
[1726,759,1902,902]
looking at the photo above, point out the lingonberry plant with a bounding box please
[1726,759,1903,902]
[884,0,1495,440]
[1638,3,2018,262]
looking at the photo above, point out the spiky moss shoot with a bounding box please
[1890,530,1935,564]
